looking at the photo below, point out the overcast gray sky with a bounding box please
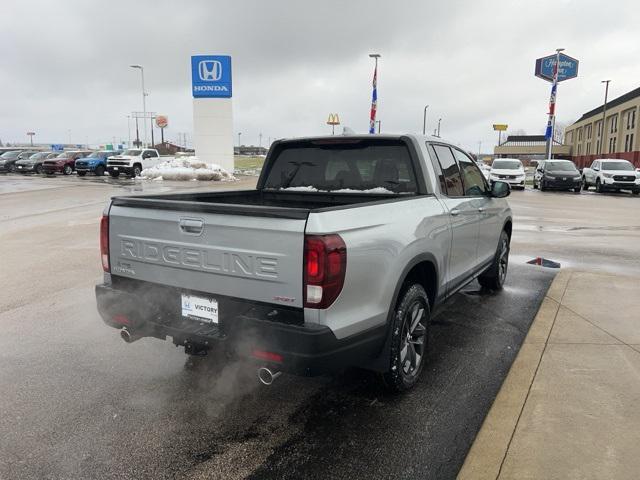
[2,0,639,152]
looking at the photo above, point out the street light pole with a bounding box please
[599,80,611,155]
[422,105,429,135]
[130,65,147,147]
[376,120,381,133]
[437,118,442,137]
[238,132,242,148]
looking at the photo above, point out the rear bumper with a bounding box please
[95,281,385,375]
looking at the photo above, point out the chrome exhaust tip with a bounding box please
[258,367,282,385]
[120,327,140,344]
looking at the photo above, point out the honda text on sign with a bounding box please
[191,55,232,98]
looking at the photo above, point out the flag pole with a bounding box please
[369,53,381,134]
[545,48,564,160]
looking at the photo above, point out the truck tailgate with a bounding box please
[108,204,307,308]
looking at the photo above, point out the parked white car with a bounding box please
[489,158,525,190]
[582,159,640,195]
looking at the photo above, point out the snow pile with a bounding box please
[140,157,236,182]
[278,186,395,194]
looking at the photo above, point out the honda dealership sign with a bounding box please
[191,55,232,98]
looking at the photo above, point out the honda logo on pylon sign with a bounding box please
[198,60,222,81]
[191,55,232,98]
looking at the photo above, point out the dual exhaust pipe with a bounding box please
[120,328,282,385]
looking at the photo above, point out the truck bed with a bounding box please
[111,189,415,219]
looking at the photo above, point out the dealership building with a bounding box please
[565,86,639,168]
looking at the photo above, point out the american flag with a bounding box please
[369,65,377,134]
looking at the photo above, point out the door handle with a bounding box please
[450,209,460,216]
[179,218,204,235]
[478,207,485,213]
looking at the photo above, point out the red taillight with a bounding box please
[303,234,346,309]
[100,215,110,272]
[252,349,283,363]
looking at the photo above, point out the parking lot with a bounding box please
[1,173,639,479]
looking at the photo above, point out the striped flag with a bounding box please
[369,65,377,134]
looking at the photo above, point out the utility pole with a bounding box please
[478,141,482,157]
[238,132,242,149]
[259,133,263,148]
[130,65,147,147]
[376,120,381,133]
[437,118,442,137]
[599,80,611,154]
[127,115,131,147]
[134,117,140,147]
[422,105,429,135]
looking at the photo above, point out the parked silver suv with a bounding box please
[95,134,512,392]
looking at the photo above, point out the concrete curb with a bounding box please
[457,270,572,480]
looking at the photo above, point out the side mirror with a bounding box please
[593,167,600,171]
[491,180,511,198]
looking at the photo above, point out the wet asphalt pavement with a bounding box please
[6,173,638,479]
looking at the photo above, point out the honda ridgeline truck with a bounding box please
[96,135,513,392]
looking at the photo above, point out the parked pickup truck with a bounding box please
[75,150,121,176]
[95,135,513,392]
[582,158,640,194]
[106,148,162,178]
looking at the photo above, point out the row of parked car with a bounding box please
[0,148,164,178]
[480,157,640,195]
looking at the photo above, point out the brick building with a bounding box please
[565,86,639,168]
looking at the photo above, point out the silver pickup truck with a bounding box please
[95,134,512,392]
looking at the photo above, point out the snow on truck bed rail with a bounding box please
[139,157,236,182]
[277,186,396,194]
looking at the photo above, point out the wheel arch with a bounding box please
[366,252,440,372]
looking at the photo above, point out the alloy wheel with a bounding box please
[399,301,427,379]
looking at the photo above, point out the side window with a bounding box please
[453,149,488,196]
[149,150,158,158]
[432,144,464,196]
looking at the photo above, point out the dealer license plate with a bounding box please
[181,294,218,324]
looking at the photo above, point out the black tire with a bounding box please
[62,165,72,175]
[132,164,142,178]
[632,190,640,196]
[595,179,603,193]
[381,284,430,393]
[540,181,546,192]
[478,230,510,290]
[582,177,589,190]
[109,171,120,178]
[533,180,538,189]
[9,164,16,173]
[35,164,42,174]
[95,166,105,177]
[574,187,581,193]
[77,171,86,177]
